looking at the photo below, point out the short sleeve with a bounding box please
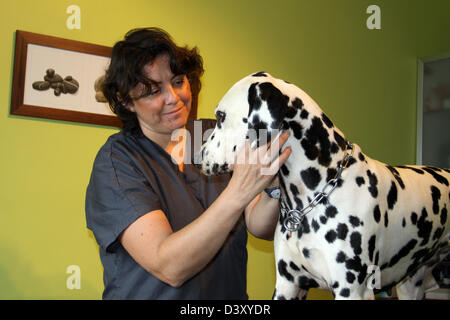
[85,139,161,252]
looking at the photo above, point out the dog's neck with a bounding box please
[277,107,356,211]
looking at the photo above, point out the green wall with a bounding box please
[1,0,449,299]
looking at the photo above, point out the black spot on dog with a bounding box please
[350,232,362,255]
[431,186,441,214]
[441,205,447,225]
[356,176,365,187]
[299,276,319,289]
[417,208,433,246]
[311,219,320,232]
[300,109,309,119]
[373,205,381,223]
[289,183,299,196]
[358,153,366,162]
[339,288,350,298]
[325,205,338,218]
[321,113,334,128]
[281,165,290,176]
[289,261,300,271]
[402,218,406,227]
[302,248,310,258]
[346,157,357,168]
[423,167,449,186]
[304,117,332,167]
[289,183,304,211]
[388,239,417,268]
[384,210,389,227]
[248,82,261,115]
[346,272,356,284]
[337,223,349,240]
[330,142,339,154]
[349,216,362,227]
[284,107,297,119]
[396,165,425,174]
[252,71,267,77]
[300,167,322,190]
[281,165,290,177]
[336,251,346,263]
[367,170,378,198]
[301,139,319,161]
[242,117,248,123]
[258,82,291,129]
[368,235,376,262]
[411,212,418,225]
[326,168,337,182]
[325,230,337,243]
[289,121,303,139]
[333,131,346,151]
[277,259,294,281]
[386,165,405,189]
[291,97,304,109]
[345,256,368,284]
[433,226,444,241]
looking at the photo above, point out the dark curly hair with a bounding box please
[102,27,204,134]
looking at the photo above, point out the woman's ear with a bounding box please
[117,93,135,113]
[125,103,135,113]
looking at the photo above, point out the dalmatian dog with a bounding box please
[197,72,450,300]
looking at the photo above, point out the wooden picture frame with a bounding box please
[11,30,122,127]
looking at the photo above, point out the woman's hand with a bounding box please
[225,131,291,210]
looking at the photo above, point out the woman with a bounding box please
[85,27,291,299]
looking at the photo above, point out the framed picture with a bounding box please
[416,52,450,167]
[11,30,122,127]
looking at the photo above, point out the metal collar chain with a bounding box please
[283,142,354,233]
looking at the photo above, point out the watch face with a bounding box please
[271,189,281,199]
[265,187,280,199]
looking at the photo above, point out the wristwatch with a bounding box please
[264,187,281,199]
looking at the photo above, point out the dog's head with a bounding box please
[198,71,319,175]
[201,72,297,175]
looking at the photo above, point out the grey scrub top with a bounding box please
[85,119,248,299]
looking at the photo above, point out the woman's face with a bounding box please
[127,54,192,138]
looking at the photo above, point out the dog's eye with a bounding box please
[215,110,226,123]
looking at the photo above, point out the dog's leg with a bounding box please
[273,275,301,300]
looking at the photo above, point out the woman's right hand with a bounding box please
[225,131,291,210]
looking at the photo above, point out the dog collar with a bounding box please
[283,141,354,233]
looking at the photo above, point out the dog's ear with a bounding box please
[247,81,300,147]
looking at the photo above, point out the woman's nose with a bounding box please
[164,84,179,105]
